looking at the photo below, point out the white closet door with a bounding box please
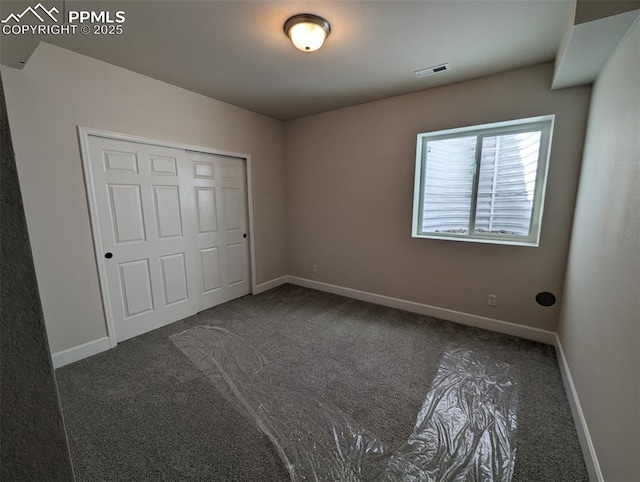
[189,152,251,310]
[87,136,199,342]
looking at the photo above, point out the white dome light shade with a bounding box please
[289,22,326,51]
[284,14,331,52]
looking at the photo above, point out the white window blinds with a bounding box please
[474,131,541,236]
[413,116,554,246]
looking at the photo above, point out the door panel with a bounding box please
[88,136,199,342]
[86,134,250,343]
[196,188,218,233]
[118,259,154,317]
[201,247,222,293]
[193,162,214,179]
[153,186,183,238]
[104,150,138,173]
[222,188,241,230]
[108,184,146,243]
[220,164,239,181]
[225,242,244,286]
[150,155,178,176]
[188,152,250,310]
[87,134,250,341]
[160,253,189,305]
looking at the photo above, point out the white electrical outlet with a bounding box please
[312,264,318,273]
[487,294,497,307]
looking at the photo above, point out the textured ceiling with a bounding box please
[0,1,574,120]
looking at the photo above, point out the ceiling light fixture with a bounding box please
[284,14,331,52]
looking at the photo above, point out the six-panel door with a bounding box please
[87,135,249,342]
[187,152,250,310]
[189,152,250,310]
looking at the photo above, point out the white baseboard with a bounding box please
[253,275,289,294]
[554,335,603,482]
[286,277,601,479]
[52,336,111,369]
[287,276,556,345]
[49,274,286,368]
[50,275,600,481]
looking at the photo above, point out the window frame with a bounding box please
[411,115,555,247]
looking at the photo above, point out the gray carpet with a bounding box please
[56,284,588,481]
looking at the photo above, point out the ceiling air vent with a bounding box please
[414,63,450,78]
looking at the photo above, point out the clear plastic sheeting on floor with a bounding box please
[384,348,518,482]
[170,326,518,482]
[170,326,389,481]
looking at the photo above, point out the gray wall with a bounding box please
[575,0,640,24]
[558,18,639,481]
[0,73,74,480]
[285,62,591,331]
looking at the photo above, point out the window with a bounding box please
[412,115,554,246]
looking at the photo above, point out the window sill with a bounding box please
[412,233,540,247]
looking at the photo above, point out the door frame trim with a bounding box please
[78,126,256,348]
